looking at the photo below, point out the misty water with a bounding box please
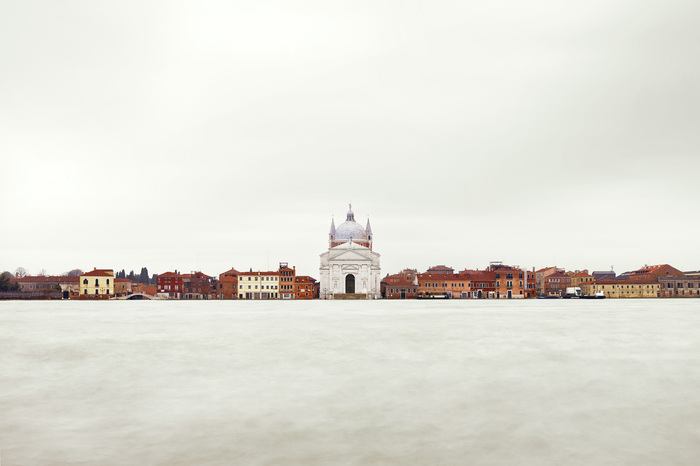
[1,300,700,466]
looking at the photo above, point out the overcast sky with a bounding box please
[2,0,699,278]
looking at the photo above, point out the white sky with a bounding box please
[2,0,699,278]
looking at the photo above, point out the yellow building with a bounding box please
[570,271,594,288]
[79,269,115,297]
[581,280,660,298]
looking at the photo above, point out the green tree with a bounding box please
[139,267,149,284]
[0,272,19,292]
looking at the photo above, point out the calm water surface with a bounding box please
[1,299,700,465]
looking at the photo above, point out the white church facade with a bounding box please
[319,205,381,299]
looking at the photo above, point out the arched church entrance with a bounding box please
[345,274,355,294]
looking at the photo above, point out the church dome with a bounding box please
[335,220,367,241]
[334,205,367,241]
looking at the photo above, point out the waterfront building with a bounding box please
[582,278,660,298]
[279,263,296,299]
[114,278,136,297]
[570,271,594,288]
[535,266,564,296]
[217,276,238,299]
[581,264,684,298]
[382,269,418,299]
[79,269,114,297]
[12,275,80,296]
[294,276,316,300]
[659,271,700,298]
[460,270,497,298]
[541,271,571,297]
[217,268,239,299]
[488,262,529,299]
[417,270,472,298]
[319,205,381,299]
[238,270,280,299]
[157,272,183,299]
[182,272,215,300]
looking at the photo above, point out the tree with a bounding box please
[64,269,83,277]
[127,270,135,281]
[151,273,158,285]
[139,267,149,284]
[15,267,26,278]
[38,269,47,277]
[0,272,19,292]
[2,271,14,278]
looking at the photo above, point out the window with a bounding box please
[107,279,110,285]
[95,279,99,286]
[83,279,88,285]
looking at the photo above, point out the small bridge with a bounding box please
[118,293,157,300]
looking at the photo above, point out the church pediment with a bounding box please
[330,249,373,262]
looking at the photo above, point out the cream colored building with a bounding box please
[79,269,115,297]
[581,280,660,298]
[238,271,279,299]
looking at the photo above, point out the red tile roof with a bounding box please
[12,275,80,283]
[82,269,114,277]
[426,265,454,273]
[295,276,317,284]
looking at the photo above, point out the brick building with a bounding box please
[535,267,565,296]
[182,272,215,300]
[157,272,183,299]
[382,269,419,299]
[217,276,238,299]
[114,278,137,297]
[542,271,571,297]
[279,263,296,299]
[294,276,316,300]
